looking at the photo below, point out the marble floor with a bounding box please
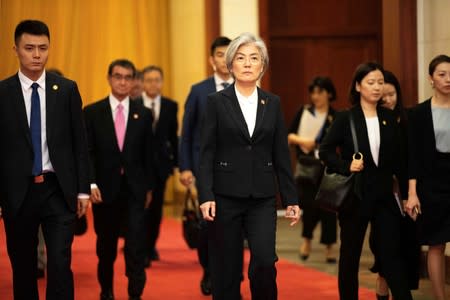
[275,214,450,300]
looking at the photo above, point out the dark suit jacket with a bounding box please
[319,105,407,214]
[135,96,178,180]
[179,77,216,176]
[198,84,298,206]
[407,99,436,180]
[83,97,154,204]
[0,72,90,217]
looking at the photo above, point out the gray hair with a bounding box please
[225,33,269,79]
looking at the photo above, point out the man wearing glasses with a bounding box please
[83,59,155,300]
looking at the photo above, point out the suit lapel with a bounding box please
[221,85,251,140]
[423,100,436,150]
[9,75,32,148]
[100,98,120,151]
[45,75,57,143]
[122,101,139,152]
[377,107,389,168]
[155,98,166,135]
[251,88,268,140]
[352,105,375,165]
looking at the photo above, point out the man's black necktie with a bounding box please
[30,82,42,175]
[149,101,156,130]
[221,82,230,89]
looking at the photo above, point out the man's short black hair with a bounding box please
[108,59,136,77]
[15,20,50,45]
[210,36,231,56]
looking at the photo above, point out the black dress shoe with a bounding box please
[128,297,141,300]
[200,273,212,295]
[100,290,114,300]
[37,267,45,279]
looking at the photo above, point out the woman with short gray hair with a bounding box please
[198,32,301,300]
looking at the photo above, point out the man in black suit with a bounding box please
[134,65,178,265]
[0,20,90,300]
[83,59,154,300]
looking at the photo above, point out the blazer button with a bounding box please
[247,145,252,151]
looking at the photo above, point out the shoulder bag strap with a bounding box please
[349,112,359,154]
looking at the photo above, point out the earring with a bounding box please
[431,81,434,87]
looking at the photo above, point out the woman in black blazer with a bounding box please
[319,62,412,300]
[406,54,450,300]
[288,76,337,262]
[198,33,300,300]
[368,70,420,299]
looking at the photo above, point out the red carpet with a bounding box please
[0,211,375,299]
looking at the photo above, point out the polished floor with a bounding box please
[275,214,450,300]
[167,200,449,300]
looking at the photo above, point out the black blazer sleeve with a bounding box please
[319,110,353,176]
[273,99,299,206]
[69,81,90,195]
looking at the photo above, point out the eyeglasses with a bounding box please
[110,73,134,82]
[234,55,261,65]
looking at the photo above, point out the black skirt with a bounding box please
[417,151,450,245]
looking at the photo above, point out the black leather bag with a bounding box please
[74,215,88,236]
[182,188,201,249]
[295,155,324,185]
[315,113,361,213]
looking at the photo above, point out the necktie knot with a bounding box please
[32,82,39,91]
[117,103,124,112]
[221,82,230,89]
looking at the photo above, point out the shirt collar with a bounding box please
[18,70,46,91]
[109,93,130,112]
[235,86,258,104]
[142,92,161,106]
[214,73,233,86]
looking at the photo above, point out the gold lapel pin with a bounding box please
[133,113,139,119]
[382,120,387,125]
[52,84,58,90]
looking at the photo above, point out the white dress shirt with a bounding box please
[18,70,54,173]
[214,73,234,92]
[109,94,130,125]
[365,116,380,166]
[142,92,161,124]
[235,86,258,137]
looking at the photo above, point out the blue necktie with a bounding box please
[221,82,230,89]
[30,82,42,175]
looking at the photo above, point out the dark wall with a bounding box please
[259,0,417,127]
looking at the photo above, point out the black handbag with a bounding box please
[315,112,362,213]
[294,154,324,185]
[74,215,88,236]
[181,188,201,249]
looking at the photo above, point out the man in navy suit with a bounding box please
[134,65,178,265]
[179,36,234,295]
[0,20,90,300]
[84,59,154,300]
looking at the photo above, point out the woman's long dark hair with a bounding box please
[382,70,407,124]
